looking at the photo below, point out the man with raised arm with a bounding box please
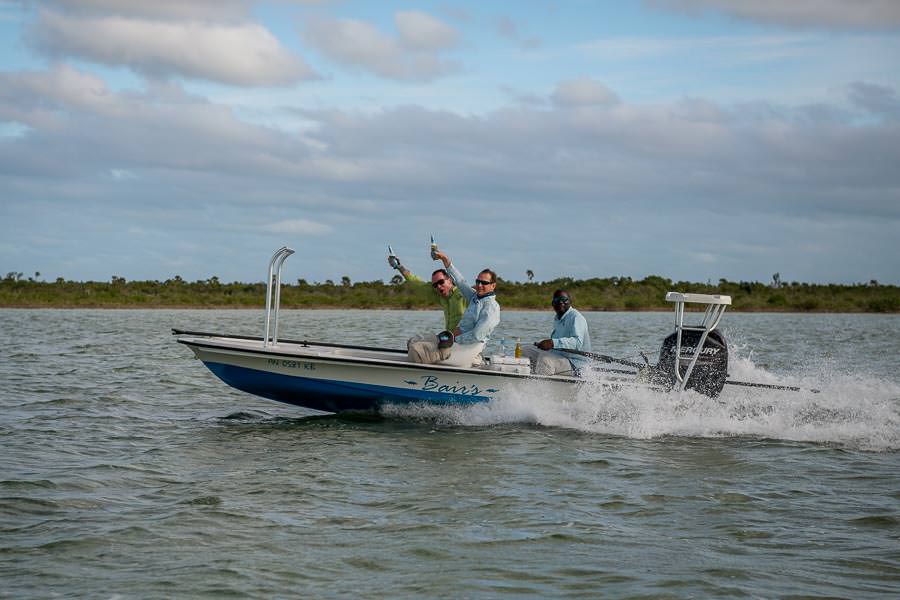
[406,250,501,365]
[387,251,467,332]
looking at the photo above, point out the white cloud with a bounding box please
[264,219,332,235]
[302,12,460,81]
[41,0,331,21]
[42,0,257,21]
[0,64,119,125]
[29,9,318,86]
[551,77,620,107]
[0,66,309,179]
[650,0,900,30]
[394,11,458,51]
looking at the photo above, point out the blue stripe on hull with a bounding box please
[203,361,492,413]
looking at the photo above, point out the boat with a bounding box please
[174,246,740,414]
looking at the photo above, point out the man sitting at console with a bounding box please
[521,289,591,376]
[407,250,500,366]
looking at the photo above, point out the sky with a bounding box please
[1,0,899,285]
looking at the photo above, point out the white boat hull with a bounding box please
[177,334,655,413]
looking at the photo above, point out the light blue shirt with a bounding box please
[550,307,592,371]
[447,263,500,344]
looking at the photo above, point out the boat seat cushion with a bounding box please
[439,342,485,367]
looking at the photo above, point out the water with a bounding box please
[2,308,898,598]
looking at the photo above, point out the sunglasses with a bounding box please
[474,279,494,286]
[431,278,447,288]
[552,296,571,305]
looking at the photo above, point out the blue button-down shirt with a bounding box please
[447,263,500,344]
[550,307,592,371]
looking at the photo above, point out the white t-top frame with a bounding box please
[665,292,732,392]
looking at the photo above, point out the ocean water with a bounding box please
[1,308,898,598]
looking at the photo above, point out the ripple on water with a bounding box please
[183,495,222,506]
[848,515,899,528]
[0,496,62,516]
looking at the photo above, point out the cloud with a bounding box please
[495,16,541,49]
[302,12,460,81]
[579,33,819,64]
[28,9,318,86]
[40,0,258,21]
[0,65,311,180]
[847,82,900,119]
[649,0,900,30]
[4,66,897,213]
[39,0,331,21]
[1,66,898,283]
[551,77,620,107]
[264,218,332,235]
[394,10,458,51]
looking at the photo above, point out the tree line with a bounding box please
[1,271,897,312]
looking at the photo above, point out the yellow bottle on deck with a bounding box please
[514,338,522,358]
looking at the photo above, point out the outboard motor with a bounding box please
[655,329,729,397]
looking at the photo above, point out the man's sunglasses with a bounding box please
[431,278,447,288]
[474,279,494,286]
[552,296,571,305]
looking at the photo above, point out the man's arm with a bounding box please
[387,254,422,283]
[400,267,422,283]
[433,250,472,302]
[446,262,475,302]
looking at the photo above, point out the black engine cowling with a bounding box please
[654,329,728,397]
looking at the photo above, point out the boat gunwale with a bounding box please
[177,335,590,383]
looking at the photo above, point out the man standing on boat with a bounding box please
[406,251,501,365]
[521,289,591,376]
[387,251,468,331]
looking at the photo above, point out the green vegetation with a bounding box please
[1,272,898,312]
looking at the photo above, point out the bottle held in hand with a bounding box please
[388,245,400,269]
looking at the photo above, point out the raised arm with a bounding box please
[435,250,476,302]
[446,262,475,302]
[387,253,419,283]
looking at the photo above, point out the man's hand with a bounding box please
[387,255,401,270]
[536,339,553,351]
[433,250,451,268]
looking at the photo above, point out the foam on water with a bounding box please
[383,357,900,452]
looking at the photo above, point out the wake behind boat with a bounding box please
[173,247,765,414]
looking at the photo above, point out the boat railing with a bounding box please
[665,292,731,391]
[264,246,294,347]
